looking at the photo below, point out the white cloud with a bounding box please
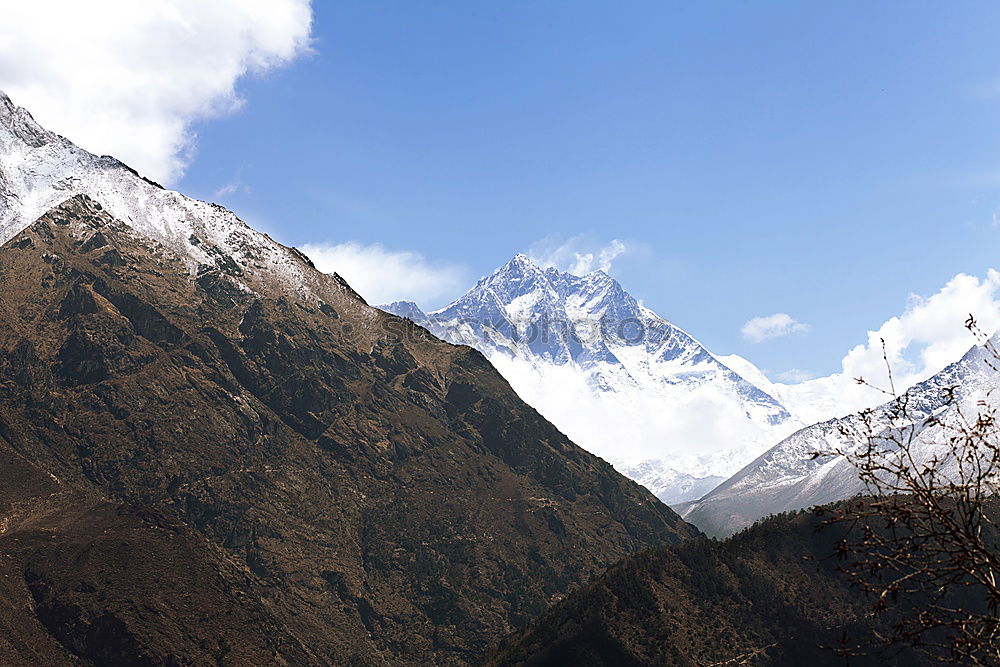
[213,180,249,199]
[215,183,239,198]
[775,368,814,383]
[771,270,1000,424]
[211,163,251,199]
[741,313,811,343]
[492,354,779,471]
[0,0,313,185]
[300,242,469,308]
[841,270,1000,392]
[528,235,630,275]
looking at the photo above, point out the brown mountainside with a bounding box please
[488,507,958,667]
[0,195,697,665]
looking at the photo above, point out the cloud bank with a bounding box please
[741,313,811,343]
[301,242,469,308]
[841,270,1000,392]
[491,355,782,474]
[0,0,313,185]
[767,270,1000,424]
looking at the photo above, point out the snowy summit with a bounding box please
[383,254,803,503]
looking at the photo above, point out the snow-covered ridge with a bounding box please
[382,255,803,504]
[0,90,326,301]
[683,335,1000,536]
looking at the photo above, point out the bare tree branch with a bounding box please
[814,318,1000,664]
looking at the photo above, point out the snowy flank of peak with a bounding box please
[622,459,725,507]
[713,353,856,426]
[383,255,805,504]
[712,354,776,398]
[684,335,1000,536]
[379,300,431,327]
[0,90,335,303]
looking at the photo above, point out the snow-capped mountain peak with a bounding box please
[383,255,800,504]
[0,90,348,307]
[379,300,430,326]
[1,90,57,151]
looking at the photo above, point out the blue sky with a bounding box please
[7,2,999,381]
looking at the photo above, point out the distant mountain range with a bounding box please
[383,256,806,504]
[382,257,997,523]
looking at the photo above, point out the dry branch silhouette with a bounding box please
[814,318,1000,664]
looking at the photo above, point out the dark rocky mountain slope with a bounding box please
[0,195,697,665]
[489,508,945,666]
[0,443,309,665]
